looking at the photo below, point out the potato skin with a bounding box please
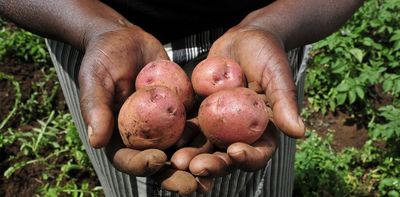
[118,86,186,150]
[198,87,268,149]
[135,60,194,110]
[191,56,246,97]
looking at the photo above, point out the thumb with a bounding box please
[257,43,305,138]
[79,53,116,148]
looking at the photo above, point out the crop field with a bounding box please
[1,0,399,196]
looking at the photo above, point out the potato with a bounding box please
[198,87,268,148]
[191,56,246,97]
[135,60,194,110]
[118,86,186,150]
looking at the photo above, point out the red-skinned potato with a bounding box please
[118,86,186,150]
[135,60,194,110]
[191,56,246,97]
[198,87,269,149]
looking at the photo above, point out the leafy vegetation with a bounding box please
[295,131,400,196]
[306,0,400,119]
[0,18,102,196]
[0,22,49,64]
[297,0,400,196]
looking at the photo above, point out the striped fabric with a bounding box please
[45,28,309,197]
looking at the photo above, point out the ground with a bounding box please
[0,59,100,197]
[305,110,369,151]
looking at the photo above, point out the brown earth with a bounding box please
[0,59,67,128]
[0,59,100,197]
[304,110,369,152]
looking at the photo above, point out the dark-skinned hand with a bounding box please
[78,25,201,196]
[170,25,305,191]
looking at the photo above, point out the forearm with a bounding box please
[0,0,134,50]
[239,0,364,50]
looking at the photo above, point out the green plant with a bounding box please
[369,104,400,140]
[0,18,102,196]
[305,0,400,115]
[294,131,361,196]
[0,19,49,64]
[295,131,400,196]
[0,72,21,131]
[3,112,103,195]
[18,67,60,124]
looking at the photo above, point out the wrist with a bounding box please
[82,17,142,51]
[231,22,286,52]
[235,9,288,51]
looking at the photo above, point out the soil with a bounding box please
[304,110,369,152]
[0,58,67,128]
[0,59,100,197]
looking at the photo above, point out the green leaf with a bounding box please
[4,161,28,178]
[337,82,350,92]
[332,65,347,74]
[336,93,347,105]
[389,30,400,42]
[362,37,375,46]
[355,86,365,99]
[348,90,357,104]
[350,48,364,63]
[388,190,399,197]
[383,80,394,92]
[393,40,400,51]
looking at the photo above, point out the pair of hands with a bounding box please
[78,24,305,195]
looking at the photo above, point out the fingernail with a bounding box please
[88,125,94,137]
[147,162,165,173]
[229,150,246,163]
[193,169,209,176]
[88,126,94,145]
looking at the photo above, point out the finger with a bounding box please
[105,132,167,176]
[189,152,232,177]
[262,68,304,139]
[171,133,214,170]
[151,168,198,197]
[227,124,277,171]
[79,55,116,148]
[112,148,167,176]
[196,177,214,194]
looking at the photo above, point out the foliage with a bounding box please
[305,0,400,143]
[19,67,61,124]
[295,131,400,196]
[2,112,103,196]
[369,103,400,140]
[305,0,400,115]
[0,19,102,194]
[294,131,357,196]
[0,18,50,64]
[0,72,21,131]
[297,1,400,195]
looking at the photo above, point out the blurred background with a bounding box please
[0,0,399,196]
